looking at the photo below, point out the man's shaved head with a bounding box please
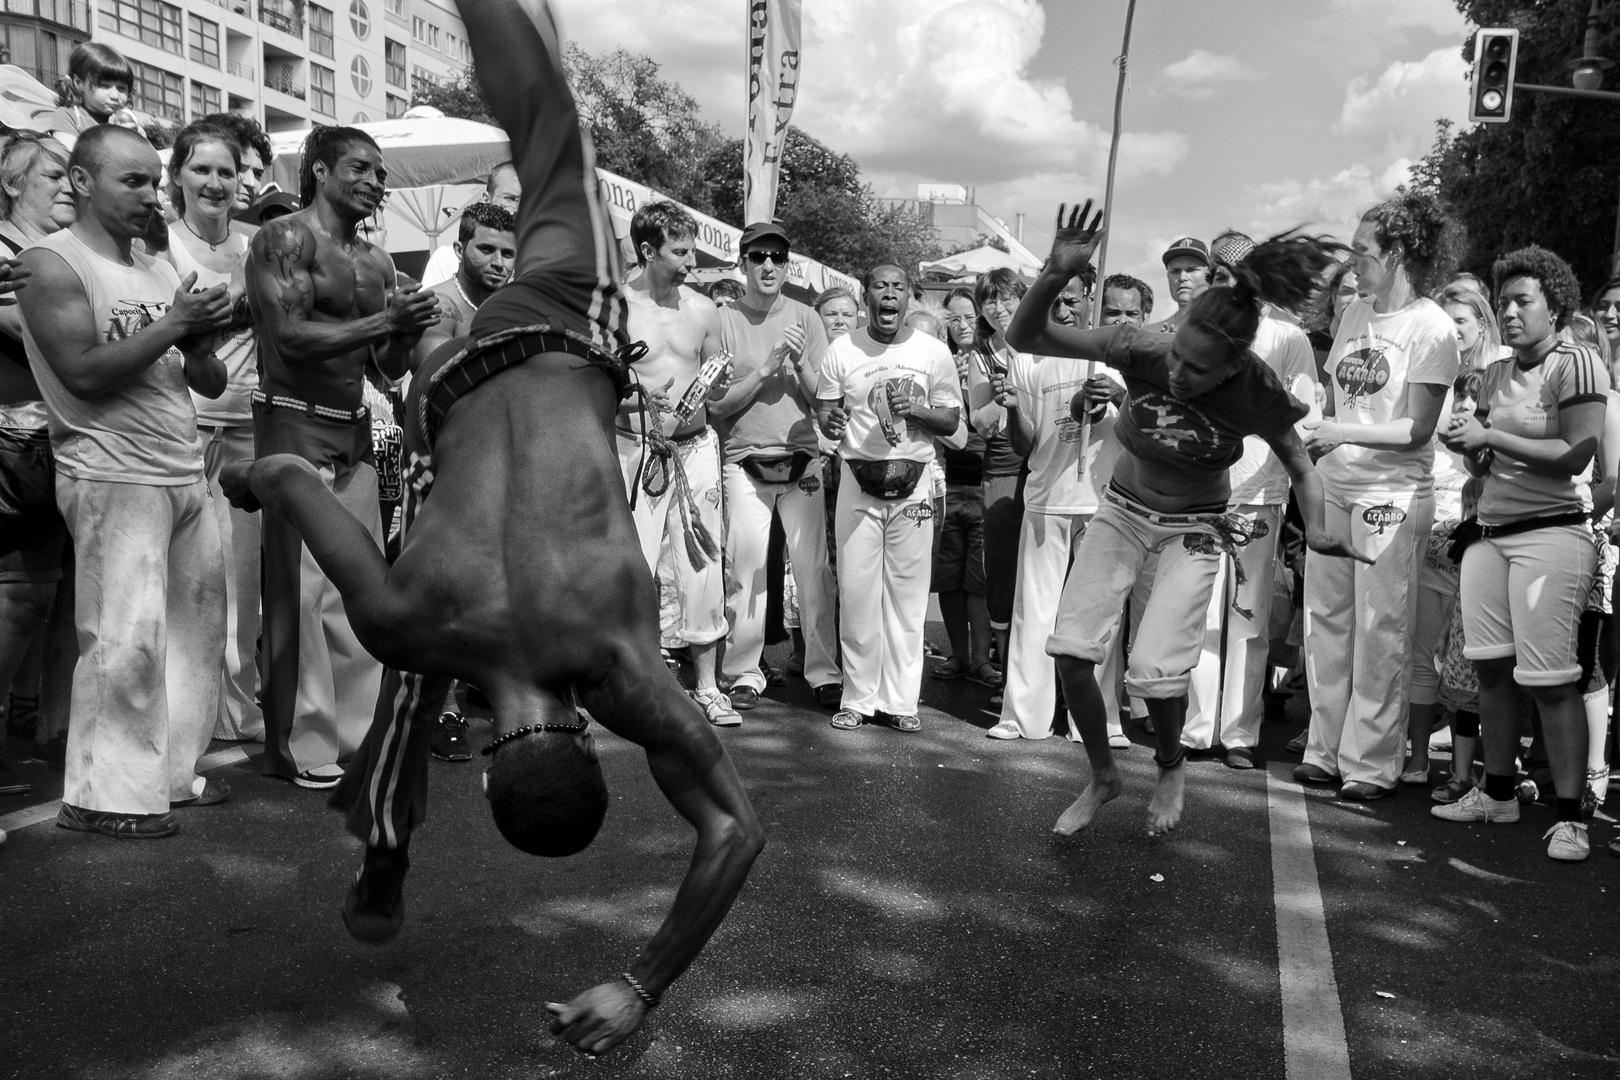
[67,123,155,183]
[484,727,609,857]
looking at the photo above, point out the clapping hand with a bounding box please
[0,256,32,297]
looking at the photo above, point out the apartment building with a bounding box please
[0,0,473,133]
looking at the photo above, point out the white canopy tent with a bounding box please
[921,242,1042,281]
[265,117,859,301]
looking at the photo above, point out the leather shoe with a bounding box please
[344,847,409,944]
[1224,746,1260,770]
[729,686,761,711]
[1292,763,1339,785]
[814,683,842,710]
[1339,781,1393,802]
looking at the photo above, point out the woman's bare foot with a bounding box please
[1053,770,1123,835]
[1145,766,1186,836]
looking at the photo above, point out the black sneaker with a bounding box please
[343,847,409,943]
[56,802,179,839]
[430,712,471,762]
[729,686,761,711]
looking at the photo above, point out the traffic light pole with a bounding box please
[1518,82,1620,102]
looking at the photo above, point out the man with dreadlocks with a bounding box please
[224,0,762,1058]
[245,125,441,789]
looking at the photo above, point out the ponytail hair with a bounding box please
[1183,229,1347,369]
[1359,190,1463,296]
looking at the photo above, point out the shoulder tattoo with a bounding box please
[261,220,307,282]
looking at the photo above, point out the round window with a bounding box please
[351,56,372,96]
[349,0,370,38]
[353,111,371,124]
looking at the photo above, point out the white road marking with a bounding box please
[0,744,262,835]
[1267,761,1353,1080]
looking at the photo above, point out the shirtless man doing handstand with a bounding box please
[225,0,762,1057]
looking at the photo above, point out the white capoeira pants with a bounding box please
[57,476,225,814]
[721,461,840,692]
[999,510,1126,739]
[616,427,727,646]
[202,423,263,741]
[1183,503,1283,751]
[1304,488,1433,788]
[836,461,935,716]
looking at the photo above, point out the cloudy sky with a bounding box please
[550,0,1474,293]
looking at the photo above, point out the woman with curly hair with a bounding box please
[1433,246,1610,862]
[1006,201,1360,837]
[1296,191,1463,800]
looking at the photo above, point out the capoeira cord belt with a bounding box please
[620,381,722,571]
[251,390,369,423]
[1102,483,1271,618]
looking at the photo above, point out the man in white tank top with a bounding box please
[16,125,235,838]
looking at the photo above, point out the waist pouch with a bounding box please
[849,458,926,501]
[0,427,54,515]
[739,451,813,485]
[1446,510,1590,565]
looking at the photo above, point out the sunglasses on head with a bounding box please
[745,250,789,266]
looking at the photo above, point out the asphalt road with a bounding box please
[2,638,1616,1080]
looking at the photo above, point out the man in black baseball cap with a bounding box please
[1146,235,1210,334]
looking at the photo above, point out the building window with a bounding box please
[310,62,335,115]
[188,14,219,67]
[0,22,75,86]
[350,55,371,97]
[384,38,405,89]
[411,16,437,50]
[308,4,333,58]
[386,92,406,119]
[189,80,220,120]
[352,110,369,123]
[348,0,368,39]
[130,58,183,120]
[30,1,93,34]
[411,65,437,94]
[101,0,183,55]
[382,0,402,17]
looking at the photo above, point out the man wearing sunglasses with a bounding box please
[709,222,841,713]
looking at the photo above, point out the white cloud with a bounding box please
[1159,50,1262,99]
[1238,158,1417,242]
[1325,0,1466,34]
[1337,46,1470,159]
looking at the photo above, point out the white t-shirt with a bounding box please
[817,328,961,463]
[168,224,256,427]
[420,244,458,288]
[1228,313,1320,506]
[1007,353,1122,515]
[1318,296,1460,497]
[23,229,203,485]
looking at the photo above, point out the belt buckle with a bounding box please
[303,398,318,420]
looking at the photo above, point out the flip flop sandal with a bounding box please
[931,657,969,680]
[968,663,1004,689]
[830,709,867,730]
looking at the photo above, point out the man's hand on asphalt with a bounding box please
[545,982,649,1057]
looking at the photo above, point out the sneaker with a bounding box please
[429,712,472,762]
[1285,730,1308,754]
[56,802,179,839]
[1108,733,1131,749]
[293,764,346,790]
[692,689,741,727]
[1292,764,1339,785]
[1339,781,1393,801]
[171,777,229,807]
[1224,746,1260,770]
[985,720,1020,740]
[1431,786,1520,824]
[343,847,410,943]
[729,686,761,711]
[1544,821,1590,862]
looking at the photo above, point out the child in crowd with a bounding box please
[49,44,139,151]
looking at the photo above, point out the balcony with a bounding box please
[264,68,304,100]
[257,0,303,37]
[5,0,93,33]
[227,59,254,80]
[201,0,252,15]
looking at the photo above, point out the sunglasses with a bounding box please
[745,250,789,266]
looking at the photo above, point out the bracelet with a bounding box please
[620,972,659,1009]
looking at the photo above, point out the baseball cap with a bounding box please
[739,221,790,252]
[239,191,300,226]
[1210,233,1256,268]
[1162,237,1210,267]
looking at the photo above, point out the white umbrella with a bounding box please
[266,116,510,192]
[921,243,1041,279]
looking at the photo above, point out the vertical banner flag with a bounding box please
[744,0,803,226]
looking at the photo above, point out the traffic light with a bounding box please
[1470,28,1519,123]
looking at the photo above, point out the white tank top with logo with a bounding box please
[22,228,203,484]
[168,223,256,427]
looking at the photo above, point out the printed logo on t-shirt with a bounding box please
[1055,415,1085,443]
[798,474,821,495]
[870,376,926,439]
[105,300,169,342]
[1362,503,1407,534]
[1335,346,1392,405]
[902,502,934,527]
[1127,392,1227,463]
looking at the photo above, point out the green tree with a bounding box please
[409,68,497,127]
[1410,1,1620,290]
